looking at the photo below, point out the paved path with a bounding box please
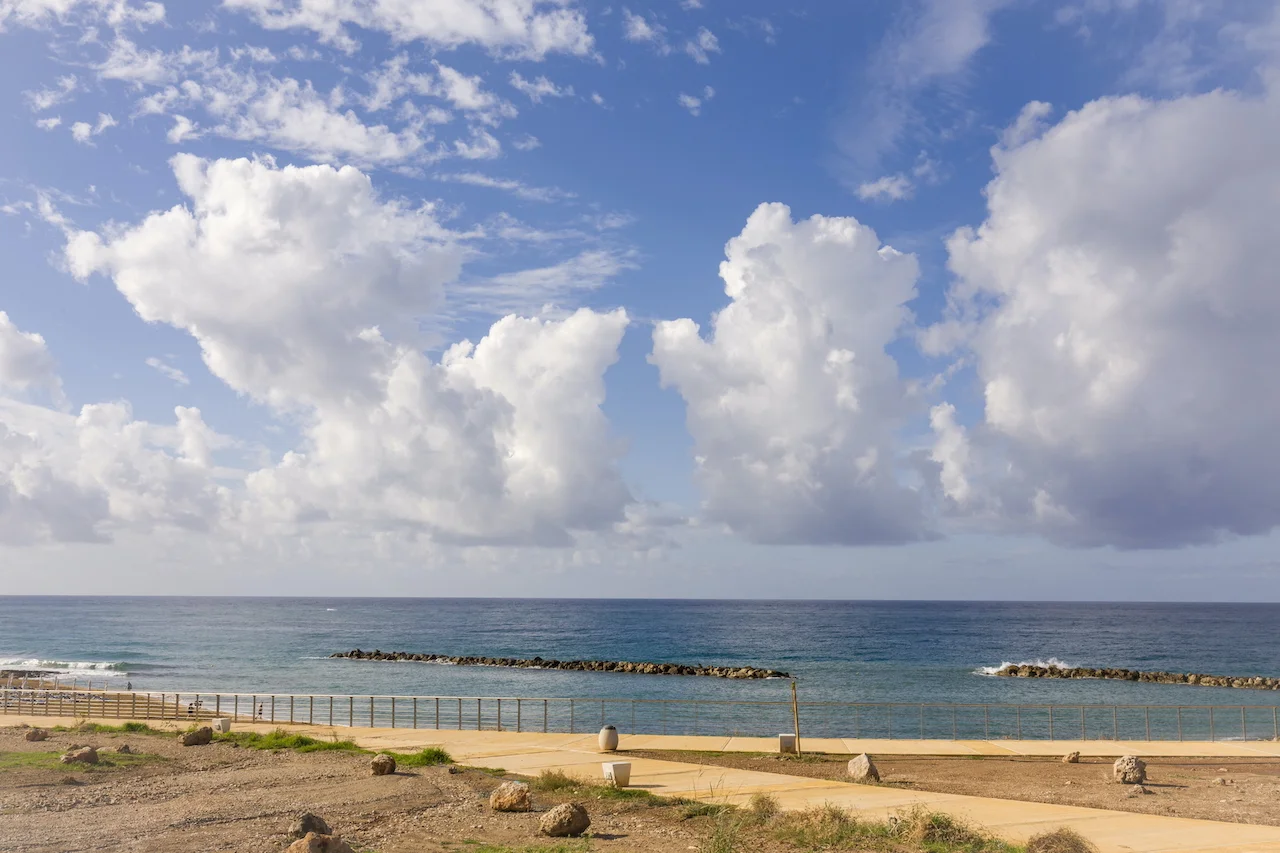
[7,714,1280,852]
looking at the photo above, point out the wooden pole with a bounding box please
[791,680,803,758]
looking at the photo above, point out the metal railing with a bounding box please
[3,688,1278,741]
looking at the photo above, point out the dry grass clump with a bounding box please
[772,803,868,848]
[772,804,1021,852]
[746,792,780,823]
[1025,827,1099,853]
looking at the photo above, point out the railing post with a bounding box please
[290,696,295,723]
[329,697,333,727]
[1242,706,1247,740]
[1113,706,1117,740]
[1145,706,1150,741]
[436,697,440,729]
[1210,706,1215,741]
[1049,706,1054,740]
[216,695,221,718]
[457,698,462,730]
[349,696,354,727]
[497,698,502,731]
[271,695,276,723]
[1177,706,1183,741]
[570,699,575,733]
[1274,706,1278,741]
[1016,706,1021,740]
[132,693,137,718]
[544,699,548,733]
[369,696,374,727]
[517,699,521,733]
[413,698,417,729]
[477,698,481,731]
[1081,706,1086,740]
[391,697,396,729]
[310,696,314,725]
[984,704,988,739]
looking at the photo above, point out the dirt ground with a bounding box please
[627,748,1280,827]
[0,725,716,853]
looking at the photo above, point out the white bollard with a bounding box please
[603,761,631,788]
[778,733,797,754]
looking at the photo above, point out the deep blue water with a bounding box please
[3,598,1279,710]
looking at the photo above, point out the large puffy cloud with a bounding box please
[222,0,594,60]
[65,155,633,545]
[67,154,461,409]
[651,203,929,545]
[932,82,1280,547]
[0,311,63,402]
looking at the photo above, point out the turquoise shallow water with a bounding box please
[3,597,1278,712]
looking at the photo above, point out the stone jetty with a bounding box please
[330,650,790,679]
[994,663,1280,690]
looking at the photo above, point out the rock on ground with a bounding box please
[289,813,332,839]
[285,832,355,853]
[180,727,213,747]
[1062,751,1080,764]
[539,803,590,837]
[488,781,531,812]
[370,754,396,776]
[60,747,98,765]
[847,753,880,782]
[1126,784,1153,797]
[1113,755,1147,784]
[24,728,49,742]
[116,744,133,754]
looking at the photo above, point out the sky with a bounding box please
[2,0,1280,599]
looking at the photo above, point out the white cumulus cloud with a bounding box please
[651,203,929,545]
[932,81,1280,547]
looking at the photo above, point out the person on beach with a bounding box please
[257,704,264,720]
[126,681,131,691]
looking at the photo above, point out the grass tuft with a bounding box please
[529,769,578,791]
[0,751,158,771]
[700,814,743,853]
[1025,828,1098,853]
[388,746,453,767]
[526,768,665,805]
[51,722,170,736]
[679,801,737,820]
[746,793,780,824]
[213,729,364,753]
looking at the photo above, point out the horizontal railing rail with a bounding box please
[3,687,1279,742]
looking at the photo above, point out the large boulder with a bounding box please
[489,781,531,812]
[24,728,49,742]
[289,813,332,839]
[180,727,213,747]
[847,753,880,782]
[539,803,590,837]
[285,833,355,853]
[60,747,98,765]
[370,754,396,776]
[1062,751,1081,764]
[1112,755,1146,784]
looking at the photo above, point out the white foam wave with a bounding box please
[0,658,130,678]
[975,657,1075,676]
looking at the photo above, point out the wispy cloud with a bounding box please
[678,86,716,116]
[436,172,576,203]
[146,357,190,386]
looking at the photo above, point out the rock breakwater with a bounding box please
[329,650,790,679]
[994,663,1280,690]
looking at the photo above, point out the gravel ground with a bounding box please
[626,748,1280,826]
[0,725,713,853]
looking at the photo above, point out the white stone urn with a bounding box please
[598,724,619,751]
[602,761,631,788]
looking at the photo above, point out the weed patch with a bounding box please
[388,747,453,767]
[214,729,365,753]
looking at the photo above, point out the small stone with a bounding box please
[1062,751,1080,764]
[115,744,133,754]
[285,832,355,853]
[1112,755,1146,785]
[289,813,332,839]
[489,781,531,812]
[180,727,213,747]
[446,765,462,774]
[1126,784,1153,797]
[847,753,880,782]
[370,754,396,776]
[60,747,98,765]
[1211,777,1228,786]
[24,728,49,742]
[539,803,591,837]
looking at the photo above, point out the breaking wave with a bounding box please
[975,657,1076,676]
[0,658,131,678]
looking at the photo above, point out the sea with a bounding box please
[3,597,1278,712]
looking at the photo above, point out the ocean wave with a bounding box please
[0,658,131,677]
[975,657,1075,676]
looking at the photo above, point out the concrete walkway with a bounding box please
[7,715,1280,852]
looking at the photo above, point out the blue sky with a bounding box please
[2,0,1280,598]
